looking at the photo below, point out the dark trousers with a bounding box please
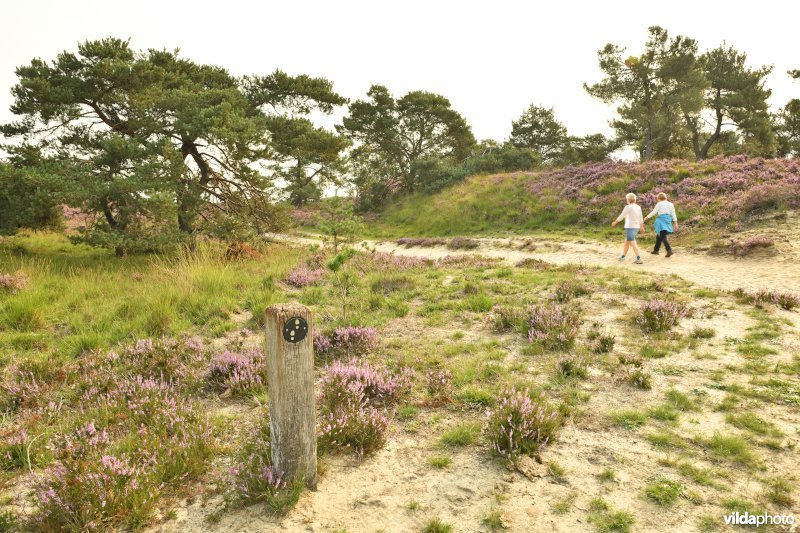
[654,230,672,253]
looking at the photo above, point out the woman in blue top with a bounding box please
[644,192,679,257]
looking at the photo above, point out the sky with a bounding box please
[1,0,798,145]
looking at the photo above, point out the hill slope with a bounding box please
[369,155,800,240]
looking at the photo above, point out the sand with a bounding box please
[148,232,799,533]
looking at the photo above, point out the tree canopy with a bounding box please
[686,45,774,158]
[585,26,708,160]
[777,69,800,157]
[2,38,346,252]
[338,85,475,209]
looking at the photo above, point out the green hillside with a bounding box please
[367,155,800,241]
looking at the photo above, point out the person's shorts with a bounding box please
[625,228,639,241]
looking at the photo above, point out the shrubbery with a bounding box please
[317,360,412,456]
[32,376,213,530]
[208,348,267,395]
[527,304,580,350]
[635,299,686,332]
[413,144,540,194]
[733,288,799,311]
[314,326,379,358]
[285,266,325,287]
[485,389,562,460]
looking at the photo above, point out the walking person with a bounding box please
[611,192,645,264]
[644,192,679,257]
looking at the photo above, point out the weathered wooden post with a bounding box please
[264,303,317,490]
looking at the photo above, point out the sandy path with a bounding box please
[272,234,800,292]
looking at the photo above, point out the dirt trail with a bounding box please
[272,233,800,292]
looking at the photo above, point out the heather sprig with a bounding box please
[122,336,209,386]
[317,394,390,457]
[316,360,409,456]
[425,368,453,400]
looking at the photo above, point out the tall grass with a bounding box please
[0,233,303,359]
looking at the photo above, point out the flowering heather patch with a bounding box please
[524,155,800,229]
[352,251,428,272]
[436,255,498,268]
[635,299,687,332]
[319,359,413,411]
[208,349,267,395]
[316,360,409,456]
[291,206,317,226]
[32,376,213,530]
[317,393,390,457]
[425,368,453,399]
[734,289,800,311]
[0,367,48,412]
[0,271,28,294]
[0,429,31,470]
[314,326,379,358]
[122,336,208,386]
[728,236,775,257]
[485,389,562,460]
[284,265,325,287]
[229,416,301,513]
[527,304,580,350]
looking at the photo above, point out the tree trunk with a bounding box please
[178,139,212,237]
[103,203,127,258]
[699,97,724,160]
[644,120,654,161]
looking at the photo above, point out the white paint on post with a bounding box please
[264,302,317,490]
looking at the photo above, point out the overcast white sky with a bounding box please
[1,0,798,143]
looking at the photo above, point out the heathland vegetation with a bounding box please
[0,24,799,533]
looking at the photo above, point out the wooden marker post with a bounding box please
[264,303,317,489]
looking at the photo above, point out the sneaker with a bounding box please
[649,250,659,255]
[618,255,625,262]
[665,251,673,258]
[634,258,643,264]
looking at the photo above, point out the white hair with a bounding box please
[626,192,637,203]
